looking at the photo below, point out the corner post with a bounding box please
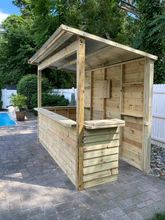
[37,68,42,107]
[76,37,85,190]
[143,58,154,173]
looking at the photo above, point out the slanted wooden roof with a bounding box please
[29,24,157,72]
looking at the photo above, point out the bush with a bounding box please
[17,74,50,109]
[0,101,2,109]
[31,93,69,108]
[150,213,165,220]
[0,83,2,110]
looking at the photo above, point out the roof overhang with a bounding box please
[28,24,158,72]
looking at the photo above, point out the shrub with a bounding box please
[0,83,2,110]
[17,74,50,109]
[150,213,165,220]
[31,93,69,108]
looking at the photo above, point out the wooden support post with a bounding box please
[143,58,154,173]
[90,71,94,120]
[37,69,42,107]
[76,37,85,190]
[103,69,107,119]
[119,64,124,155]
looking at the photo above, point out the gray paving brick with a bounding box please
[127,211,144,220]
[0,117,164,220]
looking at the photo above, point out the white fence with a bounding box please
[1,89,17,109]
[51,87,77,103]
[1,85,165,147]
[152,84,165,147]
[1,88,76,109]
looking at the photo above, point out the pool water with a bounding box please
[0,113,16,127]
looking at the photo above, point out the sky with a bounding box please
[0,0,19,24]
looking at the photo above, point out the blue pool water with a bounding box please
[0,113,16,127]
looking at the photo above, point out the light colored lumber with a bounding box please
[77,36,85,190]
[83,141,119,151]
[38,112,77,185]
[142,58,154,173]
[85,119,125,129]
[38,40,78,70]
[83,168,118,182]
[37,69,42,107]
[61,25,157,61]
[84,147,119,159]
[84,127,119,136]
[83,161,118,175]
[84,175,117,188]
[90,71,94,120]
[83,154,118,167]
[35,108,76,127]
[83,133,120,144]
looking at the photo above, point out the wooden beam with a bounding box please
[77,37,85,190]
[58,46,109,70]
[38,41,78,70]
[37,33,74,63]
[37,69,42,107]
[29,27,65,63]
[143,58,154,173]
[61,25,158,61]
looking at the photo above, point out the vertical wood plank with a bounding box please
[103,68,107,119]
[90,71,94,120]
[119,64,124,155]
[37,69,42,107]
[143,58,154,173]
[120,64,124,114]
[76,37,85,190]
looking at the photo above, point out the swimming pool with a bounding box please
[0,112,16,127]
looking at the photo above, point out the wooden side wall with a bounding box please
[38,113,77,185]
[82,127,119,188]
[84,59,146,171]
[45,106,76,121]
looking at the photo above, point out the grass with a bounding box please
[149,213,165,220]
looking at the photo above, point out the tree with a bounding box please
[0,15,36,86]
[0,0,127,88]
[132,0,165,83]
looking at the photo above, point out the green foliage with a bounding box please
[17,74,50,109]
[1,0,165,85]
[31,0,126,44]
[31,93,69,108]
[0,15,36,86]
[10,94,27,110]
[132,0,165,83]
[149,213,165,220]
[0,83,2,110]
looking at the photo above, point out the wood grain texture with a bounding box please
[38,113,77,185]
[142,58,154,173]
[37,69,42,107]
[77,37,85,190]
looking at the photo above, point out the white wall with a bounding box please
[152,84,165,147]
[1,89,17,109]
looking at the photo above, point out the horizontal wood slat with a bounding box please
[83,161,118,175]
[83,154,118,167]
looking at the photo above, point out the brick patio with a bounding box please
[0,117,165,220]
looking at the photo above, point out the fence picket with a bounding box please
[152,84,165,147]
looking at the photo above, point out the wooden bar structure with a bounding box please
[29,25,157,190]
